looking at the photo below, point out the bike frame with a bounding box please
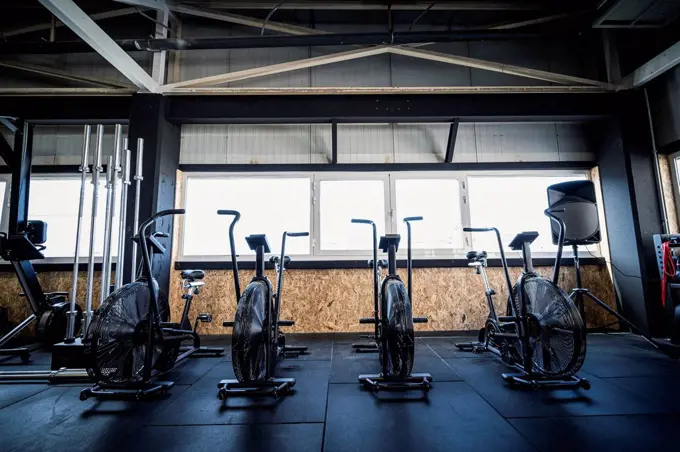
[464,209,567,376]
[138,208,185,381]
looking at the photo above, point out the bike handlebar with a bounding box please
[351,218,374,225]
[464,227,495,233]
[286,232,309,237]
[217,209,242,301]
[139,209,185,237]
[217,210,241,221]
[403,216,423,222]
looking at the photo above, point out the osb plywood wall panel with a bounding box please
[658,155,680,234]
[1,271,107,336]
[168,265,618,334]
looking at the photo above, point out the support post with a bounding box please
[594,91,665,336]
[9,120,31,235]
[124,94,181,295]
[331,119,338,164]
[444,119,459,163]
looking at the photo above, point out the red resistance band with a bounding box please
[662,241,677,307]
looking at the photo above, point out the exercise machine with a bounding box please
[351,216,432,392]
[218,210,309,399]
[80,209,222,401]
[0,121,83,364]
[547,180,678,357]
[456,209,591,390]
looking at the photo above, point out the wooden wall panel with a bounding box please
[169,265,618,334]
[0,265,616,336]
[658,154,680,234]
[0,271,107,337]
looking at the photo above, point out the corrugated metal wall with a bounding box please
[173,22,596,87]
[0,125,126,166]
[179,122,593,164]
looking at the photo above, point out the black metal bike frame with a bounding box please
[138,209,185,382]
[4,121,50,316]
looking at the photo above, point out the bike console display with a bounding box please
[378,234,401,253]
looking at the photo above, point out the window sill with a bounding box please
[175,257,605,271]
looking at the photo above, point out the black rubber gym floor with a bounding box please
[1,333,679,452]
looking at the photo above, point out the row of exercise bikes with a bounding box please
[76,198,594,401]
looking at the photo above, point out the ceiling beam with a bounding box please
[162,45,391,89]
[388,46,612,88]
[488,12,571,30]
[38,0,159,92]
[162,86,608,95]
[161,42,611,91]
[169,4,326,35]
[2,7,141,38]
[0,60,134,88]
[620,40,680,89]
[151,9,170,84]
[176,2,542,11]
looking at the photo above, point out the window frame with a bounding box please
[465,169,594,258]
[179,172,315,261]
[389,171,469,257]
[15,173,123,263]
[314,172,391,257]
[669,151,680,225]
[176,169,595,262]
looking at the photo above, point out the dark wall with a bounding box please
[594,91,665,335]
[125,94,181,295]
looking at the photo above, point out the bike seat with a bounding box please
[181,269,205,281]
[368,259,388,269]
[466,250,487,261]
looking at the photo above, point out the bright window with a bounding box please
[467,174,587,254]
[28,177,121,258]
[319,179,386,251]
[0,181,6,226]
[182,176,311,256]
[394,178,463,253]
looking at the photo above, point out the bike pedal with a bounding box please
[198,313,212,323]
[413,317,428,323]
[223,321,235,328]
[357,335,375,340]
[278,320,295,327]
[359,318,376,324]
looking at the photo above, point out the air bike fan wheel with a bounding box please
[84,280,174,385]
[519,274,586,378]
[381,278,415,379]
[232,280,271,383]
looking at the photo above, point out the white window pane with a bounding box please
[468,175,586,254]
[395,179,463,251]
[0,181,6,225]
[182,177,310,256]
[320,180,385,251]
[29,178,121,258]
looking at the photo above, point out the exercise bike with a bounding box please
[81,209,223,401]
[0,221,82,363]
[351,216,432,392]
[456,209,590,390]
[217,210,309,399]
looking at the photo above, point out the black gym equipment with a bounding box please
[0,121,83,364]
[548,181,678,357]
[218,210,309,399]
[80,209,223,401]
[350,216,432,392]
[456,209,591,390]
